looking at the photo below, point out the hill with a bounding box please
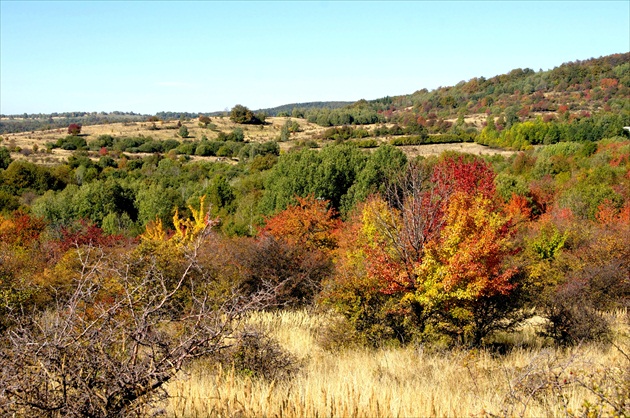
[1,52,628,156]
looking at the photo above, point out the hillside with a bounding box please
[376,52,630,119]
[3,52,628,140]
[1,52,629,417]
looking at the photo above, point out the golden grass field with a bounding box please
[163,309,629,418]
[2,115,514,165]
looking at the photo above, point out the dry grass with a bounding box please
[3,116,514,165]
[163,310,629,417]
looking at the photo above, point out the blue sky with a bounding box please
[1,1,628,115]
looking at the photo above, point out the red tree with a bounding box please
[67,123,82,135]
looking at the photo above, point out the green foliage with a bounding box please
[261,143,367,214]
[480,113,629,149]
[230,105,264,125]
[0,147,13,170]
[55,135,87,151]
[341,145,407,214]
[206,175,235,215]
[305,104,383,127]
[0,160,66,195]
[195,140,222,156]
[217,128,245,142]
[88,134,114,150]
[32,179,136,228]
[136,183,184,228]
[530,228,567,261]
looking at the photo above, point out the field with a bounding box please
[164,310,629,418]
[1,115,513,165]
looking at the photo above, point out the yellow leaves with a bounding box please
[141,195,213,247]
[142,217,167,242]
[0,217,15,238]
[416,192,517,300]
[360,196,400,253]
[173,195,210,244]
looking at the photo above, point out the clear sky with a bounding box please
[1,1,628,115]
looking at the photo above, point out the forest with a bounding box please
[0,53,629,416]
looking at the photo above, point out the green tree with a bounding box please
[0,146,12,170]
[230,105,263,125]
[261,143,367,214]
[341,145,408,214]
[179,125,189,138]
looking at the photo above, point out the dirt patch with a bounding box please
[399,142,515,158]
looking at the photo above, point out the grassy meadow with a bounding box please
[2,114,513,166]
[164,309,629,417]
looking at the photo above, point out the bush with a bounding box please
[0,146,13,169]
[217,328,300,380]
[67,123,81,135]
[316,314,362,352]
[236,235,334,308]
[354,139,379,148]
[540,275,614,346]
[56,135,87,150]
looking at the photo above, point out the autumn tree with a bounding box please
[239,195,339,307]
[261,194,340,252]
[327,155,524,346]
[67,123,81,135]
[412,192,522,345]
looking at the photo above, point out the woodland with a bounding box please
[0,53,628,417]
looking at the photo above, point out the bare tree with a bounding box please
[367,161,446,290]
[0,231,272,417]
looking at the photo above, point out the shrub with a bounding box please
[56,135,87,151]
[217,328,300,380]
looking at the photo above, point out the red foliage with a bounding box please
[51,220,125,259]
[431,155,496,201]
[600,78,618,89]
[596,199,630,228]
[67,123,82,135]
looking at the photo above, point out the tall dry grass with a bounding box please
[164,309,629,417]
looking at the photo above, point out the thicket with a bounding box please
[478,111,630,149]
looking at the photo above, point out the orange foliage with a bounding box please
[504,193,532,224]
[0,211,46,247]
[262,195,340,252]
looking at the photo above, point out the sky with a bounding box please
[1,1,629,115]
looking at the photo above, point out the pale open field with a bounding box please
[163,310,629,417]
[2,116,514,165]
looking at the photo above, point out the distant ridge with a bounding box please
[254,101,354,116]
[2,52,627,135]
